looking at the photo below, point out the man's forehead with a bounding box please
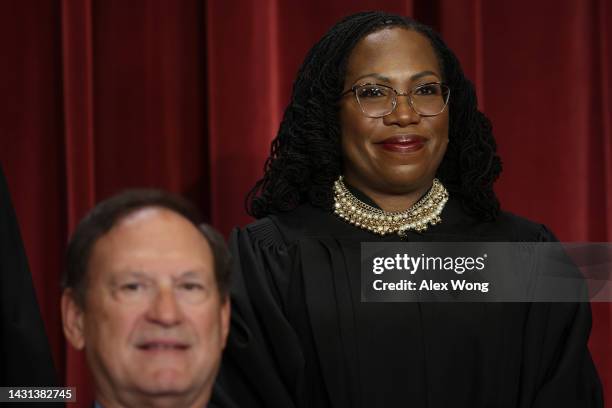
[108,206,207,244]
[89,207,213,275]
[116,206,186,227]
[111,269,209,280]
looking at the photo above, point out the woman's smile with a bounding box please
[376,134,428,153]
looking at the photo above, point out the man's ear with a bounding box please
[220,297,231,348]
[61,289,85,350]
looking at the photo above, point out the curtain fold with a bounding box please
[61,0,96,401]
[599,0,612,236]
[206,0,283,234]
[438,0,485,107]
[592,0,612,393]
[0,1,609,407]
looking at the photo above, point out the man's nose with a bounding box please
[146,287,182,326]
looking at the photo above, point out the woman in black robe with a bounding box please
[212,11,603,408]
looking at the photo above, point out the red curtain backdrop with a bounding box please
[0,0,610,406]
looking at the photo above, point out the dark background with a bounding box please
[0,0,610,406]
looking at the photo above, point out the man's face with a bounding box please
[62,207,230,406]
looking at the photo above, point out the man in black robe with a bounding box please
[0,166,59,387]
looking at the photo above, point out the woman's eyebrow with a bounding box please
[352,73,392,83]
[353,70,440,84]
[411,70,439,81]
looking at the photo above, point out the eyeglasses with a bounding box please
[341,82,450,118]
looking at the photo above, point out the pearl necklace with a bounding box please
[333,176,449,236]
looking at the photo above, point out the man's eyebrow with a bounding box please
[176,270,204,279]
[110,270,148,280]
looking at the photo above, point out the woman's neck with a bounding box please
[344,177,433,213]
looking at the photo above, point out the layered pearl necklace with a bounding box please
[333,176,449,236]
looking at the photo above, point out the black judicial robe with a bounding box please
[212,194,603,408]
[0,167,58,388]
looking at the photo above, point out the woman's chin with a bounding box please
[374,171,436,195]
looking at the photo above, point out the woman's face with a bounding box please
[339,28,449,196]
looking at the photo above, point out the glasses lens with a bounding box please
[355,84,394,117]
[411,83,449,116]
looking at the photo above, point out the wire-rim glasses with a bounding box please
[341,82,450,118]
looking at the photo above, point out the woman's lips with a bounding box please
[377,135,427,153]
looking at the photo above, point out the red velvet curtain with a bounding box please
[0,1,609,406]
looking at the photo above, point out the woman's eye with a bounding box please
[414,84,441,96]
[358,86,388,98]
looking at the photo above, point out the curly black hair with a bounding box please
[247,11,502,220]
